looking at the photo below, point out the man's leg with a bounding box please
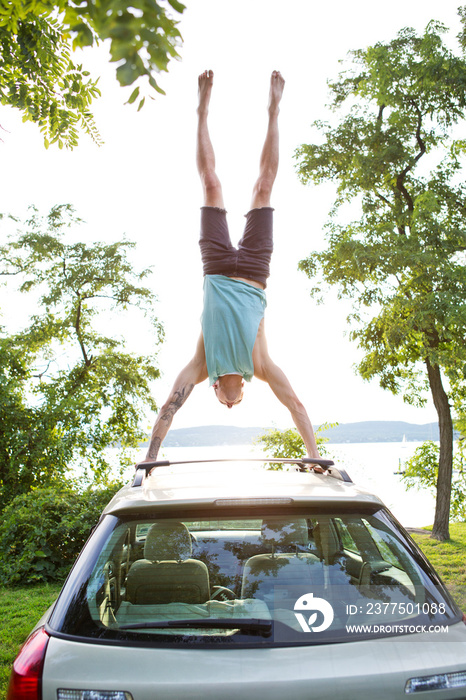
[198,70,237,278]
[197,70,224,208]
[250,71,285,209]
[235,72,285,286]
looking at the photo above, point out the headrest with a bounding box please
[144,522,192,562]
[261,518,308,550]
[313,519,340,563]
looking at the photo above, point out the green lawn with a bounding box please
[1,525,466,697]
[410,522,466,610]
[0,582,61,697]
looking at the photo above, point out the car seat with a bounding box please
[241,517,323,602]
[125,522,210,605]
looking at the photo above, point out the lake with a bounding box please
[126,440,436,529]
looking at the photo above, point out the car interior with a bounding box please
[85,510,438,638]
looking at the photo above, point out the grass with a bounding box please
[0,582,62,697]
[410,522,466,610]
[1,526,466,696]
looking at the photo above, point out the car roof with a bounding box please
[103,461,384,516]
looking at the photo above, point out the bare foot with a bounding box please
[268,70,285,115]
[198,70,214,116]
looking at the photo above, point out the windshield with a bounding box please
[50,507,460,647]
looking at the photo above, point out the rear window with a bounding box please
[49,507,460,647]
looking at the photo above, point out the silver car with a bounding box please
[8,458,466,699]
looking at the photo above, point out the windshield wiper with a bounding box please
[119,618,272,636]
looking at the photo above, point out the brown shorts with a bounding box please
[199,206,274,288]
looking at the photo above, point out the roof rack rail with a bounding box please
[131,457,352,487]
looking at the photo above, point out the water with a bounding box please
[324,442,435,528]
[126,440,436,529]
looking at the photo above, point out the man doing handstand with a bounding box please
[144,70,320,462]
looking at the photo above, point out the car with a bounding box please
[7,456,466,700]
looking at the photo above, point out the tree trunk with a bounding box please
[425,358,453,541]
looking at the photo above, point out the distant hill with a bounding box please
[319,421,442,443]
[160,421,444,447]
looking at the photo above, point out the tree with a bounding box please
[401,440,466,523]
[0,0,185,148]
[0,204,163,509]
[256,424,334,470]
[295,20,466,540]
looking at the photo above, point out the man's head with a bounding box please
[213,375,244,409]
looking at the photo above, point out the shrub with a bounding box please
[255,423,336,470]
[0,483,122,585]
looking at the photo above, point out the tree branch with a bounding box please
[394,101,426,213]
[32,359,54,380]
[374,190,393,208]
[74,297,92,366]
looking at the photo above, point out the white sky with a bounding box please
[1,0,463,433]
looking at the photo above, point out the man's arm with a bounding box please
[256,358,320,459]
[252,326,320,458]
[143,334,208,462]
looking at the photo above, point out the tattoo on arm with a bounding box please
[159,384,195,423]
[145,383,194,461]
[146,437,161,461]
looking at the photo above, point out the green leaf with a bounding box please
[116,61,139,87]
[126,86,140,105]
[71,22,94,49]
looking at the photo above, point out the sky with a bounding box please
[1,0,464,434]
